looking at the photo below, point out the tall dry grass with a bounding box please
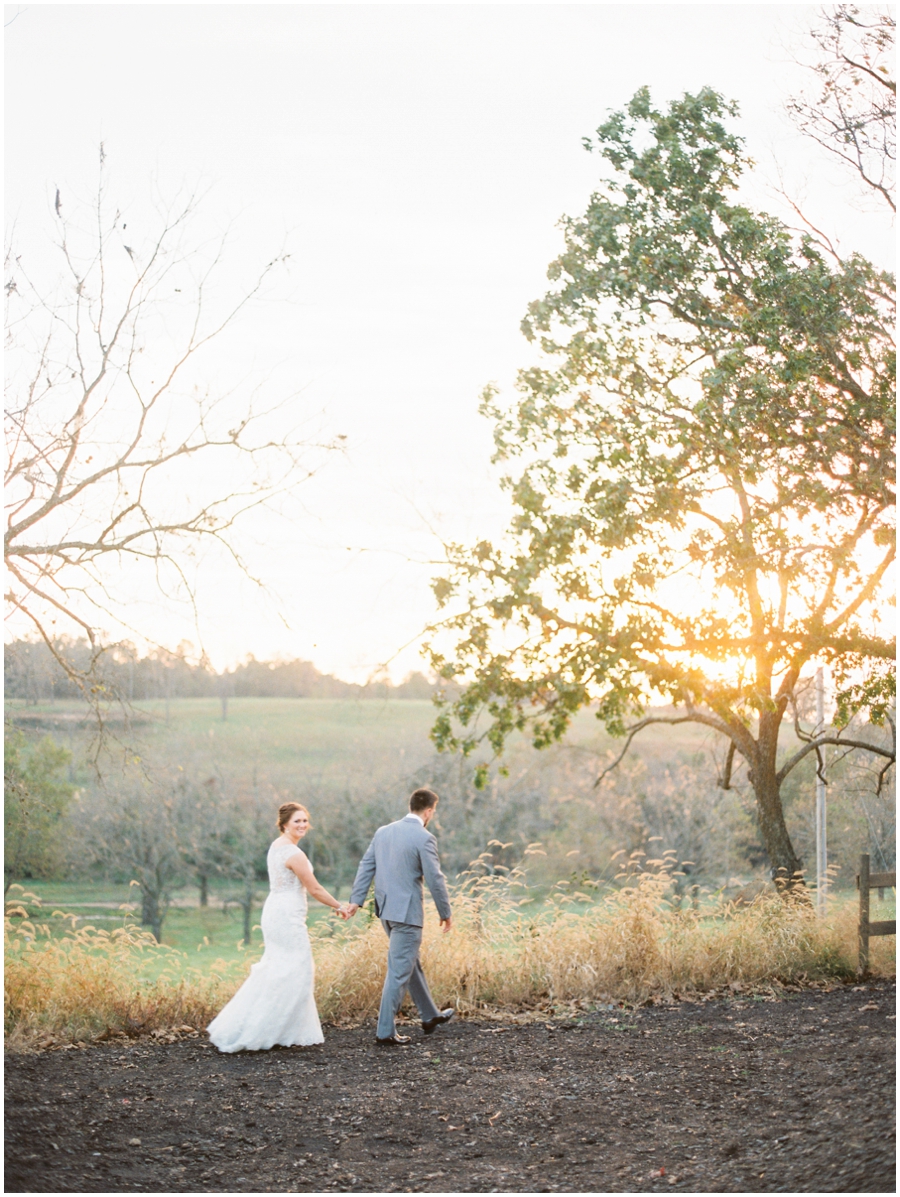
[314,860,893,1020]
[6,862,894,1049]
[4,891,239,1051]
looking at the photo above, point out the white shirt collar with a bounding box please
[405,812,424,826]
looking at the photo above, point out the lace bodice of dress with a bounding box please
[267,840,306,896]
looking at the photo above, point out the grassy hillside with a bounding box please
[6,694,723,794]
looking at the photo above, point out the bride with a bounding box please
[208,802,348,1052]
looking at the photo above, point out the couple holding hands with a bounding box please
[207,788,455,1051]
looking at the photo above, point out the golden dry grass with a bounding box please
[4,894,237,1051]
[314,865,894,1019]
[6,866,894,1049]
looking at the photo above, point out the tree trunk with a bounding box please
[243,878,252,946]
[198,872,209,907]
[752,713,807,896]
[141,888,164,940]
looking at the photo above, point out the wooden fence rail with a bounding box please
[856,853,896,975]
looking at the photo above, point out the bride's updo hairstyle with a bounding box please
[277,802,311,831]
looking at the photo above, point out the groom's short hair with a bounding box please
[409,787,439,813]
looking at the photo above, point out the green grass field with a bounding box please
[8,696,441,782]
[6,693,723,781]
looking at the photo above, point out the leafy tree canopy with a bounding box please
[430,88,895,883]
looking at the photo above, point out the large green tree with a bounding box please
[430,89,895,888]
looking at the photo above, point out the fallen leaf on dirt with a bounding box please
[859,1003,880,1012]
[649,1166,666,1177]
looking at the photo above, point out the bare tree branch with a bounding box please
[5,164,337,723]
[777,729,896,785]
[594,711,741,787]
[787,5,895,210]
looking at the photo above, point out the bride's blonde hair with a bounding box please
[277,802,311,831]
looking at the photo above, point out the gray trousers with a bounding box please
[376,919,440,1039]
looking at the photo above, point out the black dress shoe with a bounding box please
[422,1008,455,1035]
[375,1033,411,1046]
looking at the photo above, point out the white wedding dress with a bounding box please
[207,840,324,1052]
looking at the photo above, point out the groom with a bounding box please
[346,787,454,1045]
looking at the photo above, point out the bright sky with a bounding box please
[5,3,894,681]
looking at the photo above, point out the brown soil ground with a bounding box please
[5,980,895,1194]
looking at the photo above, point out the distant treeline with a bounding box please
[4,638,436,703]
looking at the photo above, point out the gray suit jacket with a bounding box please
[349,814,452,926]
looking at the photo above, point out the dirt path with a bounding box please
[5,981,895,1193]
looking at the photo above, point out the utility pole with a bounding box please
[815,667,827,916]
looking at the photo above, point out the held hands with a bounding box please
[333,902,441,924]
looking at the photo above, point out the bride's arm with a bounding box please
[286,851,345,912]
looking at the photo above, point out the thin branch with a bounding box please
[594,711,737,787]
[777,733,895,785]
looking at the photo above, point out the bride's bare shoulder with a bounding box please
[269,837,301,854]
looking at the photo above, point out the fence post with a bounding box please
[858,853,870,975]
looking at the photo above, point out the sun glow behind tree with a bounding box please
[429,87,895,888]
